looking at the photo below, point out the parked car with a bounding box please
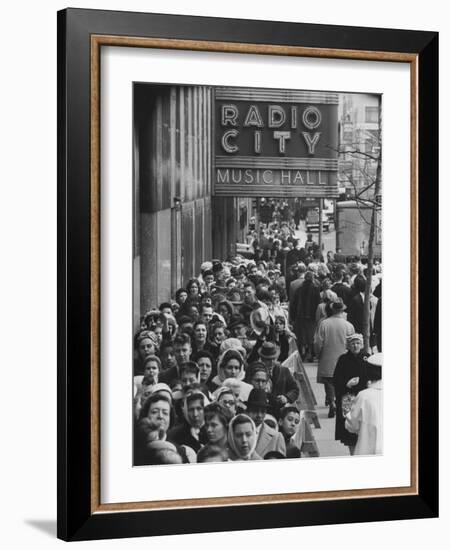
[306,208,329,232]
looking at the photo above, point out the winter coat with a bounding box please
[333,351,368,445]
[314,314,355,380]
[255,423,287,458]
[345,380,383,455]
[347,293,378,334]
[167,423,208,453]
[270,364,300,405]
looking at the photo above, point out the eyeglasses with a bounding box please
[221,399,236,407]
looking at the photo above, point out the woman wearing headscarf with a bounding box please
[221,377,253,406]
[332,333,368,454]
[209,348,248,392]
[214,386,238,417]
[133,355,162,419]
[133,330,157,375]
[227,414,262,461]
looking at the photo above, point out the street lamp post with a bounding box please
[318,198,323,254]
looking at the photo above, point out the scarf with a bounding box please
[227,414,257,460]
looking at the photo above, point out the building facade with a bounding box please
[133,84,213,327]
[338,93,381,200]
[134,84,342,327]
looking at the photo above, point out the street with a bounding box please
[304,361,350,457]
[295,220,337,256]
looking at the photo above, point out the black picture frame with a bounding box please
[57,8,438,541]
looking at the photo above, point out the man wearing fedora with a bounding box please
[246,388,286,458]
[258,341,299,418]
[314,298,355,418]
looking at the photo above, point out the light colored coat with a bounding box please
[345,380,383,455]
[255,423,287,458]
[314,314,355,379]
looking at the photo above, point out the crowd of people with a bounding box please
[133,219,383,466]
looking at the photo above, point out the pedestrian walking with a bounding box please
[314,299,355,417]
[333,334,368,454]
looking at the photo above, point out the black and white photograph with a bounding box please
[132,84,383,466]
[0,0,443,546]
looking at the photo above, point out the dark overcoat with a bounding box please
[167,423,208,453]
[332,351,368,446]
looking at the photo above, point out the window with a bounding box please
[365,106,378,123]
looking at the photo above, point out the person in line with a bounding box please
[144,440,184,465]
[185,278,201,304]
[159,333,192,387]
[246,307,275,363]
[210,348,249,395]
[240,281,265,323]
[167,390,209,453]
[228,315,253,355]
[133,330,157,375]
[214,386,238,417]
[291,271,321,361]
[134,393,173,465]
[197,445,229,463]
[175,288,188,307]
[191,320,208,355]
[246,389,286,458]
[278,404,303,458]
[216,300,234,326]
[134,354,161,395]
[133,355,162,418]
[192,350,216,391]
[159,340,177,372]
[245,362,270,393]
[258,341,299,418]
[202,402,232,457]
[227,414,262,461]
[199,302,215,325]
[204,322,228,360]
[146,382,173,404]
[272,314,295,364]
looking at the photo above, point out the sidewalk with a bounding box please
[303,362,350,458]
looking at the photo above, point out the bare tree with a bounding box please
[330,96,382,352]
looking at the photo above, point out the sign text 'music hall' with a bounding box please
[213,88,339,197]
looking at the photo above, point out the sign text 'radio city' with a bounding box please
[219,103,323,155]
